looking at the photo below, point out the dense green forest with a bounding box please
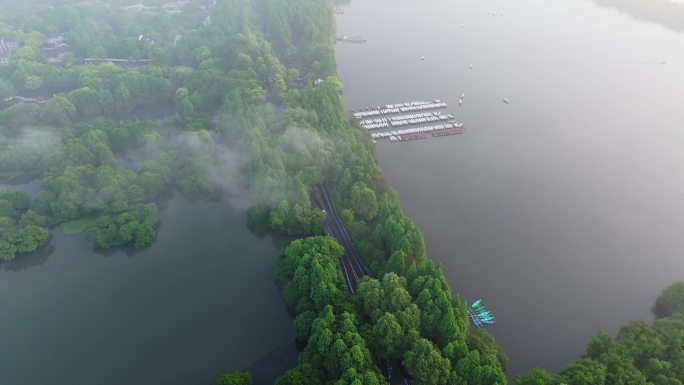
[275,237,507,385]
[0,0,506,382]
[0,0,337,256]
[0,188,49,260]
[1,2,681,385]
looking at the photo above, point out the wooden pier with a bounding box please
[392,133,427,142]
[336,35,365,43]
[371,121,463,140]
[432,127,463,137]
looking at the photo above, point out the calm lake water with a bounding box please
[0,195,296,385]
[0,179,42,196]
[335,0,684,377]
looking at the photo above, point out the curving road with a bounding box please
[313,185,401,383]
[312,185,370,292]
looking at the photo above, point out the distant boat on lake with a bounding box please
[502,98,510,104]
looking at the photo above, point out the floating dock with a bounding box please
[390,132,427,142]
[336,35,366,43]
[354,99,467,144]
[432,127,463,137]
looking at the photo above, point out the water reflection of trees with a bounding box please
[336,0,684,33]
[1,245,54,272]
[593,0,684,33]
[93,244,145,258]
[245,342,299,385]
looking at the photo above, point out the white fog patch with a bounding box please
[0,126,63,167]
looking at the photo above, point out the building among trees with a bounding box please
[0,36,17,66]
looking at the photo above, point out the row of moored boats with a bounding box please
[358,111,456,130]
[351,99,447,119]
[352,98,466,144]
[370,121,464,140]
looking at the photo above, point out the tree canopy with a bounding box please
[654,281,684,319]
[516,288,684,385]
[215,371,252,385]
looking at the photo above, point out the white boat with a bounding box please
[421,56,426,61]
[458,99,462,106]
[469,64,473,69]
[461,93,465,99]
[503,98,510,104]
